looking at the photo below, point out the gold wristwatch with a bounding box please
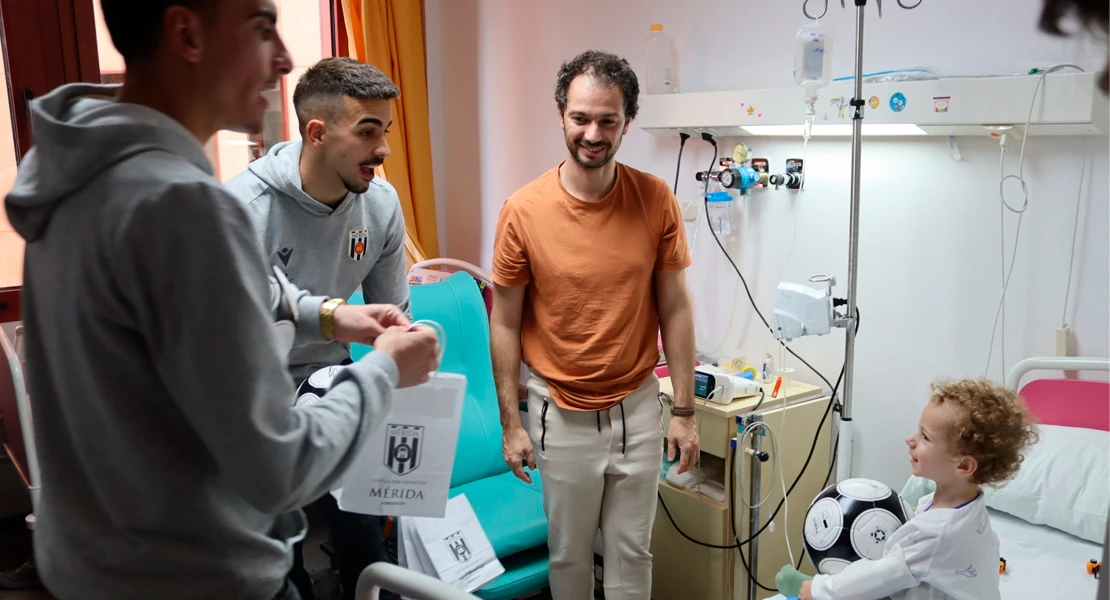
[320,298,346,341]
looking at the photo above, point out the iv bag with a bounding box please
[793,22,833,103]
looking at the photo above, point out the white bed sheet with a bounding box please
[991,507,1100,600]
[762,508,1100,600]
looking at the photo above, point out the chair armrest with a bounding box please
[355,562,479,600]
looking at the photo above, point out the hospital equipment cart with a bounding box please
[651,376,834,600]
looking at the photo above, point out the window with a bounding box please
[1,0,343,320]
[92,1,334,182]
[0,28,22,302]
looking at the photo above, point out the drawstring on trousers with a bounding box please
[552,400,628,455]
[596,405,627,454]
[619,403,626,454]
[540,400,549,452]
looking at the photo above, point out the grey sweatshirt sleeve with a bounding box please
[120,182,398,515]
[267,269,327,342]
[361,202,411,316]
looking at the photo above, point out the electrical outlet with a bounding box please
[681,201,698,222]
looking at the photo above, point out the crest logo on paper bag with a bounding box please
[444,531,472,563]
[385,424,423,475]
[349,228,369,261]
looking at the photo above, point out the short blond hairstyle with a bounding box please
[929,379,1040,486]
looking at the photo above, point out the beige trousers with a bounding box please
[526,373,664,600]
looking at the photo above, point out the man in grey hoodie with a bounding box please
[228,57,410,386]
[2,1,439,599]
[226,58,410,600]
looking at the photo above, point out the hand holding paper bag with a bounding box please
[374,325,441,387]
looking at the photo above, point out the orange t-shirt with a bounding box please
[492,162,692,411]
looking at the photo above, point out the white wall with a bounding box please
[425,0,1110,489]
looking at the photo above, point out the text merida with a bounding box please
[368,488,425,499]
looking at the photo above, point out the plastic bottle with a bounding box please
[706,191,733,236]
[793,21,833,108]
[644,23,676,95]
[761,353,775,384]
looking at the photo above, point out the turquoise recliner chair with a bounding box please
[350,272,549,599]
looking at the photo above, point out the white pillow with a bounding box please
[983,424,1109,543]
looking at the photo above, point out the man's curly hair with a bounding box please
[554,50,639,120]
[930,379,1040,487]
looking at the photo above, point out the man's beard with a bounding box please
[342,175,371,194]
[566,135,618,169]
[340,162,383,194]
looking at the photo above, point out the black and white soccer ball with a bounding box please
[294,365,344,407]
[802,478,913,575]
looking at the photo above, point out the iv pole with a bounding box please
[809,0,920,485]
[837,0,867,483]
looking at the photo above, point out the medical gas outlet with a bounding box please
[696,165,802,193]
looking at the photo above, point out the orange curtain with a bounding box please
[342,0,439,262]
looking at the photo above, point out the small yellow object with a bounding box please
[739,365,758,379]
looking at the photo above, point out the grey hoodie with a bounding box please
[226,140,409,382]
[4,83,398,600]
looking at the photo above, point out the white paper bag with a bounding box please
[399,517,437,579]
[398,494,505,594]
[333,372,466,518]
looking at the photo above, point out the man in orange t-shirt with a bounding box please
[490,50,699,600]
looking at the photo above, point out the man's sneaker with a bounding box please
[0,558,42,589]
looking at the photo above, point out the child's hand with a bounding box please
[775,564,813,597]
[799,579,813,600]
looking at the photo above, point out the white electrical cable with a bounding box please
[1061,144,1089,327]
[762,135,809,357]
[736,419,796,567]
[998,145,1009,380]
[983,64,1083,379]
[778,372,793,567]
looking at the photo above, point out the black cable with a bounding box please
[700,133,717,204]
[673,132,690,196]
[656,136,864,559]
[657,314,856,553]
[698,135,836,395]
[657,490,738,550]
[747,312,857,541]
[659,356,843,552]
[740,311,857,561]
[658,381,839,554]
[739,538,778,593]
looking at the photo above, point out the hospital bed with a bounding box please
[356,562,478,599]
[767,356,1108,600]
